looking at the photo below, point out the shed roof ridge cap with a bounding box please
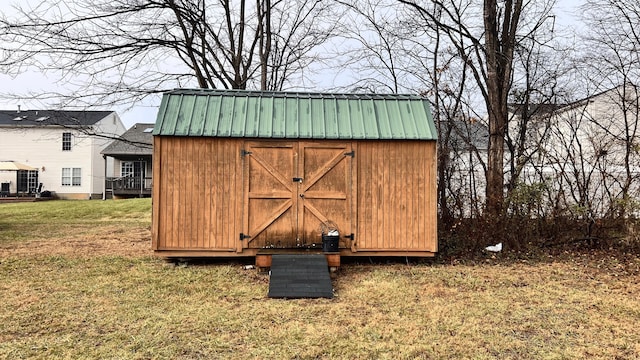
[166,88,426,100]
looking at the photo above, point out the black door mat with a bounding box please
[268,254,333,299]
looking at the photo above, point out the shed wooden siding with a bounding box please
[355,141,437,252]
[152,137,437,255]
[152,136,242,251]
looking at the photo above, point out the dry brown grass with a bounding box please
[1,199,640,359]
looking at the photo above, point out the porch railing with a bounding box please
[106,175,152,193]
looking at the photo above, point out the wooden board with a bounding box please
[152,137,241,251]
[354,141,437,252]
[243,141,297,248]
[242,141,352,249]
[152,137,437,256]
[298,142,352,249]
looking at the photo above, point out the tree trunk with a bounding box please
[483,0,522,217]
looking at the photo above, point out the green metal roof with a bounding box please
[153,89,437,140]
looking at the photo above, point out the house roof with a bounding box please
[153,89,437,140]
[508,103,566,118]
[101,123,154,156]
[442,119,488,151]
[549,83,639,115]
[0,110,114,127]
[508,84,639,119]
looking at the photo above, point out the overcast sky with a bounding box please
[0,0,584,129]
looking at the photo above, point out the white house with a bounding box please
[441,83,640,218]
[440,118,489,217]
[0,109,126,199]
[514,83,640,217]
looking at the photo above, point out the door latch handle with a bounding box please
[299,193,305,198]
[293,177,303,183]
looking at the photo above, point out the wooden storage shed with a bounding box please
[152,89,437,261]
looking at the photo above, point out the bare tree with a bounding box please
[0,0,338,109]
[503,18,577,216]
[396,0,560,218]
[335,0,488,225]
[332,0,413,93]
[580,0,640,217]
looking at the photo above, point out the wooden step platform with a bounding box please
[256,249,340,269]
[267,254,334,299]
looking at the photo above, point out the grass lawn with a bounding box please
[1,199,639,359]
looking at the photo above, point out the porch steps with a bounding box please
[267,254,334,299]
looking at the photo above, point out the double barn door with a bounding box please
[242,141,353,250]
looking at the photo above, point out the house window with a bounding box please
[72,168,81,186]
[121,162,134,177]
[62,132,72,151]
[17,170,39,193]
[62,167,81,186]
[62,168,71,186]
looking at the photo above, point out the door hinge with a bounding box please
[344,233,355,240]
[241,149,252,157]
[240,233,251,240]
[344,151,355,157]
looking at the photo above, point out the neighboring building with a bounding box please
[0,109,126,199]
[527,84,639,171]
[439,119,489,217]
[101,123,154,198]
[439,84,640,218]
[512,83,640,216]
